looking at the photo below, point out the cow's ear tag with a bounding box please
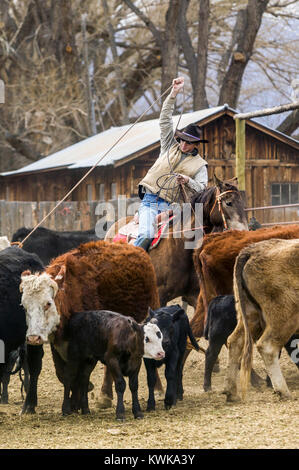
[54,265,66,287]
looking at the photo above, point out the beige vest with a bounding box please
[139,143,207,202]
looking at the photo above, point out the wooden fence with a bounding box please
[1,198,299,241]
[246,202,299,226]
[0,198,140,240]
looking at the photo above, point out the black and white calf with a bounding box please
[144,305,199,411]
[62,310,164,420]
[204,295,299,392]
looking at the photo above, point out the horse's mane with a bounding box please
[190,182,239,209]
[190,186,216,209]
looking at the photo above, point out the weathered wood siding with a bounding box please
[0,111,298,226]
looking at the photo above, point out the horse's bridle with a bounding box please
[209,188,238,230]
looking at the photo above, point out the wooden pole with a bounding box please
[234,101,299,120]
[234,100,299,197]
[235,118,246,191]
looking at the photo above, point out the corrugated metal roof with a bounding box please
[2,103,298,177]
[1,106,224,176]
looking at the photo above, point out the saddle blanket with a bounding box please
[112,213,173,250]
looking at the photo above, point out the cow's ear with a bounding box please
[172,308,185,322]
[50,279,58,297]
[54,264,66,288]
[20,270,32,292]
[147,307,155,318]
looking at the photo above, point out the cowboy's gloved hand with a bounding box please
[176,174,189,184]
[170,77,184,98]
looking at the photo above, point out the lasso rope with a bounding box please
[15,84,175,248]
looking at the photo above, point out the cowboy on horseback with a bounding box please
[134,76,209,251]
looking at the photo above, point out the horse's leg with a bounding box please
[98,365,113,409]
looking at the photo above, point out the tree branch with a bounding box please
[122,0,163,46]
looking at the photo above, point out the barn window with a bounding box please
[111,182,117,199]
[96,183,105,201]
[271,183,299,206]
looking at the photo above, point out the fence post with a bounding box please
[235,118,246,192]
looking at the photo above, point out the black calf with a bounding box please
[144,305,199,411]
[204,295,299,392]
[61,310,148,420]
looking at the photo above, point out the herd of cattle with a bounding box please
[0,220,298,421]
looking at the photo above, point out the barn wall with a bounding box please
[1,112,298,226]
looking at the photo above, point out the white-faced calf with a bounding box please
[62,310,164,420]
[144,305,199,411]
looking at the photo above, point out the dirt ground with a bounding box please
[0,303,298,450]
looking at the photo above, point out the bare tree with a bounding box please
[0,0,297,172]
[122,0,181,95]
[218,0,270,107]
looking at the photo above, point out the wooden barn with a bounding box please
[1,104,299,226]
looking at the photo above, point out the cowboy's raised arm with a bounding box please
[159,77,184,155]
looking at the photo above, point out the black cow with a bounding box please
[62,310,164,420]
[144,305,199,411]
[0,246,44,413]
[11,226,99,265]
[248,217,262,231]
[204,295,299,392]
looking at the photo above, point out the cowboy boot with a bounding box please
[135,237,152,252]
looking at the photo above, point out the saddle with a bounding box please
[112,210,174,250]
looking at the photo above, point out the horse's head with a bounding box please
[191,175,248,233]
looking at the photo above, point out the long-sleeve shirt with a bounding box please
[158,94,208,193]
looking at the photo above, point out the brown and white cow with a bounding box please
[189,224,299,341]
[20,240,160,410]
[225,238,299,402]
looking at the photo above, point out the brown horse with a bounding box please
[105,176,248,308]
[99,177,248,407]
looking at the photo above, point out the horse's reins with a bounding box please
[209,188,238,230]
[13,85,175,249]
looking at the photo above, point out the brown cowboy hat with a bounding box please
[175,123,209,143]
